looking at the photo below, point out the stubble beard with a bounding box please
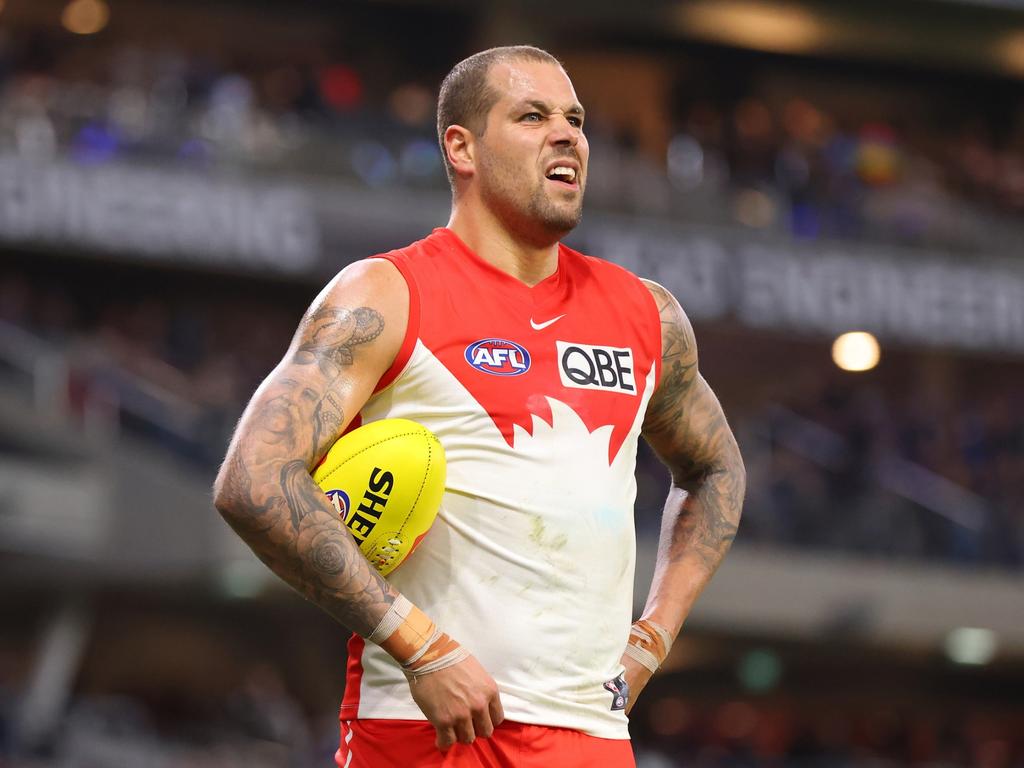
[480,152,584,239]
[525,179,584,234]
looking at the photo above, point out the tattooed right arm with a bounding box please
[213,259,408,636]
[215,259,506,746]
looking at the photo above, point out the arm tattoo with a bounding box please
[641,280,746,576]
[311,392,344,463]
[310,533,347,576]
[643,284,698,439]
[281,460,320,530]
[214,302,398,637]
[298,307,384,375]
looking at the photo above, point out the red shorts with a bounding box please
[335,718,635,768]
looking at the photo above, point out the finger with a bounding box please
[473,705,494,739]
[489,694,505,727]
[454,716,476,745]
[435,726,457,752]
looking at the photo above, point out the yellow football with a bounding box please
[312,418,445,576]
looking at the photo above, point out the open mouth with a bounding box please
[545,165,578,188]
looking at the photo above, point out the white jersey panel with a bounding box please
[354,340,655,738]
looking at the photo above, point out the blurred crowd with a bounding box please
[3,684,1022,768]
[0,268,293,463]
[0,25,446,185]
[1,24,1023,250]
[735,380,1024,568]
[0,662,338,767]
[2,268,1022,570]
[631,696,1024,768]
[660,87,1024,248]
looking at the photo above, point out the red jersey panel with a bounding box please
[336,718,637,768]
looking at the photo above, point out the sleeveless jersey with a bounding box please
[340,227,662,739]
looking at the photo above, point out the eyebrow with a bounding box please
[515,99,586,119]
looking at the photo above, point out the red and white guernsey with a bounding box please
[341,227,662,739]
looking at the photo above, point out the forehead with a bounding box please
[486,59,580,108]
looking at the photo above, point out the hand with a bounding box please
[619,652,653,715]
[407,654,505,752]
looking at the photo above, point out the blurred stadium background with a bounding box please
[1,0,1023,765]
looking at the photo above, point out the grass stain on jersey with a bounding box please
[530,515,568,552]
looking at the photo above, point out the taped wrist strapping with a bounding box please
[368,595,468,678]
[624,618,673,673]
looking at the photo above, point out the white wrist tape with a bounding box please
[403,625,442,667]
[368,594,467,678]
[405,645,470,678]
[624,619,674,673]
[624,642,661,673]
[368,594,413,646]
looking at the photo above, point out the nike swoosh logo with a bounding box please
[530,314,566,331]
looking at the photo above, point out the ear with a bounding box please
[444,124,475,179]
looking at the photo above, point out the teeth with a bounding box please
[549,166,576,181]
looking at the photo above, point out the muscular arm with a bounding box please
[214,260,504,749]
[212,260,406,636]
[632,279,746,655]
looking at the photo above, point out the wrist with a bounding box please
[368,595,468,678]
[623,618,673,674]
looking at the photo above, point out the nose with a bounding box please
[549,113,581,147]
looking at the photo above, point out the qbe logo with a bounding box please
[465,338,532,376]
[556,341,636,395]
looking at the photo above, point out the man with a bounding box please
[214,45,744,768]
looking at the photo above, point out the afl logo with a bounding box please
[465,338,531,376]
[325,489,351,518]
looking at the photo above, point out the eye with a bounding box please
[567,116,583,128]
[521,112,544,122]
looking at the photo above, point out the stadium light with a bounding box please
[737,649,782,692]
[218,560,271,600]
[61,0,109,35]
[832,331,880,372]
[999,30,1024,76]
[673,1,824,55]
[945,627,998,666]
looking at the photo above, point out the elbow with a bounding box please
[212,454,245,521]
[671,444,746,499]
[212,478,235,521]
[725,442,747,511]
[734,448,748,497]
[212,478,231,518]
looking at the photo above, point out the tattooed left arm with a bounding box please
[621,279,746,711]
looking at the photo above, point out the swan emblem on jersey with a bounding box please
[603,673,630,711]
[464,338,532,376]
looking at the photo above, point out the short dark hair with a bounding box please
[436,45,563,187]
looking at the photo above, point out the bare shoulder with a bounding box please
[217,256,411,494]
[291,257,409,375]
[639,278,697,373]
[640,277,703,452]
[639,279,741,492]
[313,257,408,332]
[331,257,407,298]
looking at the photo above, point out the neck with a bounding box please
[447,197,561,287]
